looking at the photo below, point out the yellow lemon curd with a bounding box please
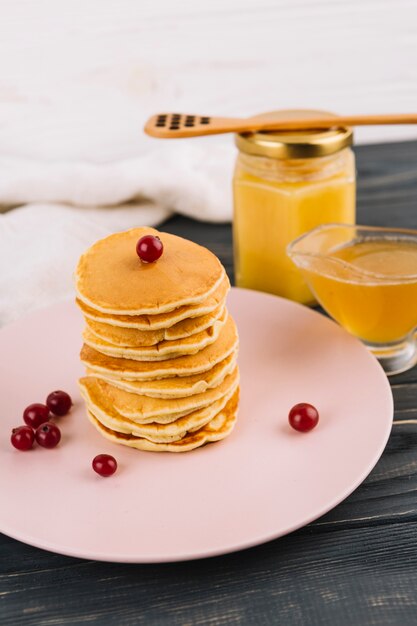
[303,239,417,344]
[233,150,355,304]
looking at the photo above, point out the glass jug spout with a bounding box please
[287,223,370,282]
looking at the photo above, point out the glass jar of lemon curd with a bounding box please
[233,110,356,305]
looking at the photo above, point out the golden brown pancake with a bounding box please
[86,388,239,452]
[76,274,230,330]
[79,366,239,422]
[75,227,225,315]
[84,303,225,347]
[82,312,226,361]
[80,314,238,380]
[82,309,227,360]
[80,380,238,442]
[87,351,237,399]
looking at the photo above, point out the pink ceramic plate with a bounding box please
[0,288,393,562]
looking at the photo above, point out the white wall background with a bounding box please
[0,0,416,162]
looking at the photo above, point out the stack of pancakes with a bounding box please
[75,227,239,452]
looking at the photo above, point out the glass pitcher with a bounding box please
[287,224,417,375]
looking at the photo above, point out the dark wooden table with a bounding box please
[2,140,417,626]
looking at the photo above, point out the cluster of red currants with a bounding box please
[11,390,118,477]
[11,390,72,451]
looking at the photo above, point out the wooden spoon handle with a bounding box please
[255,113,417,131]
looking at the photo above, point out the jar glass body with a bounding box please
[233,147,356,305]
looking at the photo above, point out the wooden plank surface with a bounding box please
[1,140,417,625]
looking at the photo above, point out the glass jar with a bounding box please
[233,109,356,305]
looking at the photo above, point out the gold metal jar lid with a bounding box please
[235,109,353,159]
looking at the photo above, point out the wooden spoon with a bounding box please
[144,112,417,139]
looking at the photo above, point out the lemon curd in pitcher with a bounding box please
[303,238,417,344]
[233,110,356,305]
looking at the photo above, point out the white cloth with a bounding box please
[0,143,235,326]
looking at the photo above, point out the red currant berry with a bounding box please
[46,390,72,416]
[11,426,35,451]
[92,454,118,477]
[136,235,163,263]
[288,403,319,433]
[23,403,50,428]
[35,422,61,448]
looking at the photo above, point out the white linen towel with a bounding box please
[0,142,235,326]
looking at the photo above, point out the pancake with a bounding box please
[75,227,225,315]
[85,303,225,348]
[86,388,239,452]
[82,309,227,361]
[79,366,239,422]
[80,380,238,442]
[80,314,238,380]
[76,274,230,330]
[87,351,237,399]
